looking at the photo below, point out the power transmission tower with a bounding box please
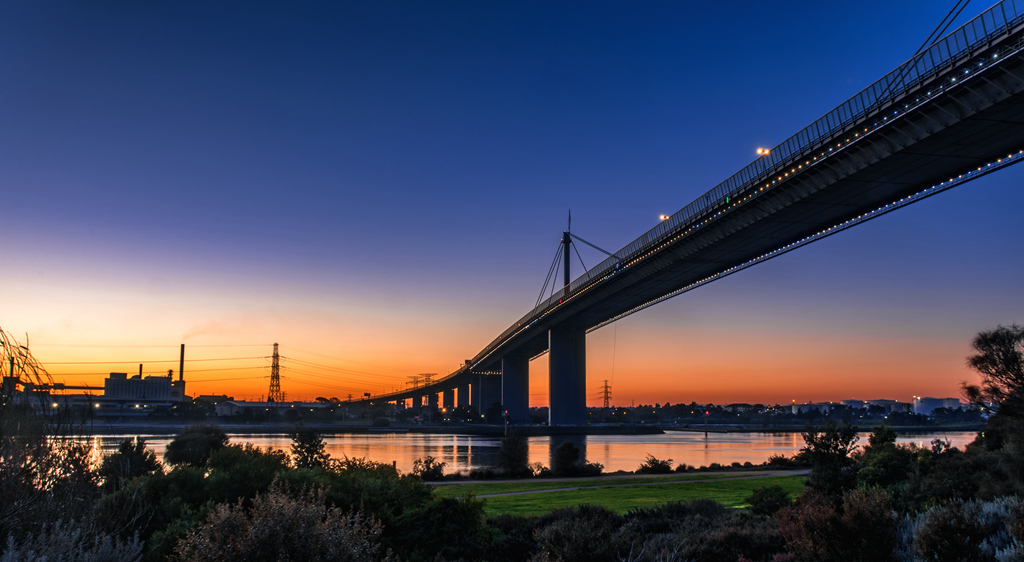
[602,380,612,409]
[268,342,285,403]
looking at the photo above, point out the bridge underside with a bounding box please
[478,47,1024,372]
[360,16,1024,426]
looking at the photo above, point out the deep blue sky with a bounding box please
[3,1,1022,403]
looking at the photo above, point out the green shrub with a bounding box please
[388,497,488,562]
[908,497,1023,562]
[99,438,163,492]
[164,424,228,468]
[532,504,624,562]
[412,456,446,481]
[636,454,674,474]
[170,485,391,562]
[0,521,143,562]
[776,488,899,562]
[618,499,785,561]
[745,484,791,517]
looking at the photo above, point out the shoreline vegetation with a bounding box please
[2,325,1022,560]
[77,420,985,436]
[2,413,1022,560]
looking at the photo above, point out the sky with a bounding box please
[3,1,1023,406]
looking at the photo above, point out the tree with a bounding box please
[290,427,330,469]
[963,324,1024,417]
[99,438,162,492]
[497,430,530,477]
[857,425,915,490]
[164,424,229,467]
[799,420,858,501]
[551,441,581,477]
[412,456,446,481]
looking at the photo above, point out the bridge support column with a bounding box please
[457,383,470,408]
[442,388,455,410]
[548,327,586,426]
[501,355,529,424]
[474,374,502,418]
[428,392,439,410]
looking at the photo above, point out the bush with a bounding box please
[485,515,536,562]
[164,424,228,467]
[908,497,1023,562]
[776,488,899,562]
[170,485,391,562]
[618,499,785,561]
[746,485,791,517]
[674,463,692,472]
[388,497,488,562]
[205,443,290,504]
[469,468,496,480]
[0,521,143,562]
[636,454,674,474]
[533,504,624,562]
[412,456,446,481]
[372,417,390,427]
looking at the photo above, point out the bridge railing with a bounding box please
[471,0,1024,371]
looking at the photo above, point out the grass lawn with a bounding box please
[437,474,807,517]
[431,472,753,498]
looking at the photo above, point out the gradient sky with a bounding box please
[3,1,1023,406]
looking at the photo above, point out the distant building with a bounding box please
[864,399,911,414]
[196,394,234,405]
[791,402,834,414]
[913,397,962,415]
[215,400,329,417]
[104,372,186,402]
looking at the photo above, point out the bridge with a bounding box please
[359,0,1024,425]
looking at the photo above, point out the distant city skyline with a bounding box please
[3,1,1023,405]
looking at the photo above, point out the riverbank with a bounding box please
[663,423,985,433]
[77,419,983,437]
[80,420,666,436]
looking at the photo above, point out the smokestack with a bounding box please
[138,364,143,377]
[179,344,185,381]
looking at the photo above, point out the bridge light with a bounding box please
[659,214,670,221]
[756,148,770,156]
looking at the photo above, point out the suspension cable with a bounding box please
[536,242,564,308]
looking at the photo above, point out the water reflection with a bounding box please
[86,430,977,474]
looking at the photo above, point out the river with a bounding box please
[86,430,978,474]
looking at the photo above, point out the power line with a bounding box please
[31,344,269,348]
[50,365,267,376]
[44,356,264,365]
